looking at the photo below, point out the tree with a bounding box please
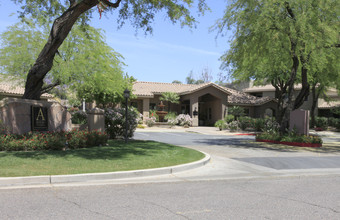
[159,92,180,112]
[186,67,213,84]
[9,0,208,100]
[0,19,128,105]
[216,0,340,133]
[172,80,182,84]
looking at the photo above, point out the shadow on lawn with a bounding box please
[194,137,340,154]
[0,140,174,160]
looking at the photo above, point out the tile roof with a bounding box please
[243,84,303,92]
[132,81,234,96]
[318,101,340,109]
[132,81,275,106]
[0,81,53,98]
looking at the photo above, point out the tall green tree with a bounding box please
[0,19,128,105]
[216,0,339,133]
[9,0,207,100]
[159,92,180,112]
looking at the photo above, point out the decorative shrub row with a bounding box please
[0,130,108,152]
[314,117,340,130]
[215,116,279,132]
[256,132,323,144]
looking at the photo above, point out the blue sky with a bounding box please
[0,1,230,84]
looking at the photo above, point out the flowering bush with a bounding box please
[104,107,138,139]
[176,114,193,127]
[0,130,108,151]
[238,116,253,131]
[145,116,156,127]
[227,121,240,132]
[263,117,280,133]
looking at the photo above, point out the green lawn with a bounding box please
[0,140,205,177]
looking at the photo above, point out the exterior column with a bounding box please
[221,96,228,120]
[142,98,150,121]
[190,96,199,127]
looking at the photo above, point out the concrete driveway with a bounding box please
[133,127,340,181]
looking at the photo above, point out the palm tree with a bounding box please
[159,92,180,112]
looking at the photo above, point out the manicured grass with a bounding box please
[0,140,205,177]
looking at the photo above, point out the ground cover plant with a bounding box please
[0,140,205,177]
[0,130,107,151]
[256,131,322,145]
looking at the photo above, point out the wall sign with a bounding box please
[31,106,48,131]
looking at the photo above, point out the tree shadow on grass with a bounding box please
[0,140,176,160]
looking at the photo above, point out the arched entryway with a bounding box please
[198,93,222,126]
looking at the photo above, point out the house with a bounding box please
[131,81,276,126]
[0,81,52,100]
[241,82,340,118]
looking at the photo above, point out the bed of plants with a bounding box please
[256,130,323,147]
[0,130,108,151]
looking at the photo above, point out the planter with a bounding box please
[256,139,322,148]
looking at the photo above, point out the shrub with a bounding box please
[104,107,138,139]
[263,117,280,133]
[256,132,322,144]
[315,117,328,130]
[253,118,265,132]
[214,120,227,131]
[328,117,339,128]
[137,113,144,124]
[227,121,239,132]
[149,110,159,122]
[70,110,87,124]
[145,116,156,127]
[0,130,108,152]
[137,124,146,129]
[224,114,235,123]
[176,114,193,127]
[165,112,177,127]
[238,116,253,131]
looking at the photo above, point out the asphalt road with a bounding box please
[1,175,339,219]
[1,130,340,219]
[134,131,340,170]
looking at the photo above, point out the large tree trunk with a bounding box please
[279,40,299,134]
[22,0,121,100]
[310,83,322,128]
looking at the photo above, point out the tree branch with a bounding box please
[41,81,61,94]
[101,0,122,8]
[284,2,296,20]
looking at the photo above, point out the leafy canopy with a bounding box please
[12,0,209,33]
[0,19,128,104]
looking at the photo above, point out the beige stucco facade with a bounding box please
[131,82,278,126]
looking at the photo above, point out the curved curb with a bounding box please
[0,152,210,187]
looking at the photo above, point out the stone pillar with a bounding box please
[142,98,150,120]
[0,98,71,134]
[191,96,199,127]
[290,109,309,135]
[221,96,228,120]
[87,108,105,132]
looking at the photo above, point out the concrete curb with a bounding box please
[0,152,210,187]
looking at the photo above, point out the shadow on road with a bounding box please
[194,137,340,154]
